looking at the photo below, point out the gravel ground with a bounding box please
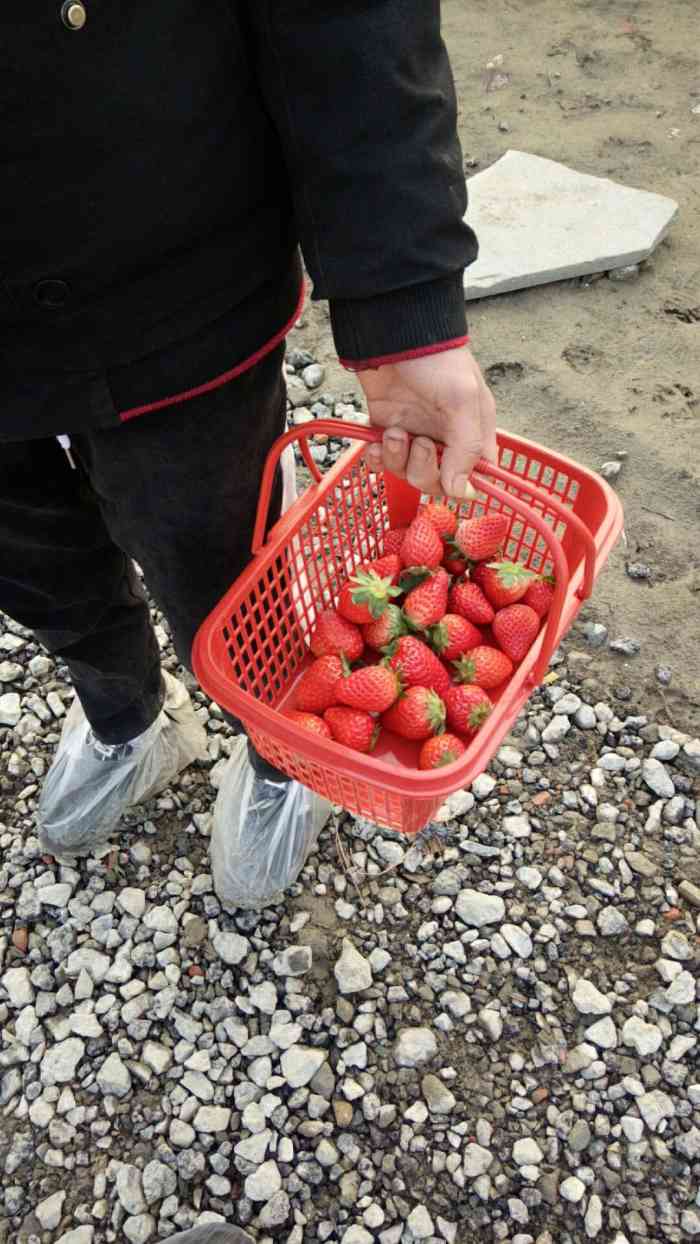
[1,369,699,1244]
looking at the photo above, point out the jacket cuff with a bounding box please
[331,273,468,371]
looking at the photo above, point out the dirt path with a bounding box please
[299,0,700,731]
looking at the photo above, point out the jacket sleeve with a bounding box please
[243,1,478,368]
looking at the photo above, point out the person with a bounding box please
[0,2,496,897]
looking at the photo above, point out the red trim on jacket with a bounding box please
[339,334,469,373]
[118,281,306,421]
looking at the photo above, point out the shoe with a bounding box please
[210,736,332,910]
[38,671,207,859]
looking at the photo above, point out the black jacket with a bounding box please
[0,1,477,440]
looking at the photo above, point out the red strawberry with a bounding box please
[362,604,407,652]
[386,635,451,696]
[418,733,467,770]
[445,684,493,736]
[369,553,402,584]
[524,575,555,618]
[492,604,540,663]
[452,645,513,690]
[337,563,401,624]
[453,512,509,562]
[403,567,449,629]
[400,516,443,570]
[285,710,332,739]
[420,500,458,539]
[310,609,364,661]
[383,527,408,557]
[447,578,495,626]
[428,614,483,661]
[324,707,379,754]
[442,553,469,577]
[381,686,446,740]
[295,655,343,713]
[472,560,535,609]
[337,661,401,713]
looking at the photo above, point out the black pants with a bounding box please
[0,346,286,774]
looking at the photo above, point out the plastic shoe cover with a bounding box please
[210,736,332,910]
[165,1227,253,1244]
[38,670,207,859]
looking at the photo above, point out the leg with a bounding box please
[0,438,163,743]
[77,344,287,777]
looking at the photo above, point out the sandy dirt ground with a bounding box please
[297,0,700,732]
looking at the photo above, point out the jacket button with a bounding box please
[34,279,71,309]
[61,1,87,29]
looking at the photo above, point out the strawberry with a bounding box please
[453,512,509,562]
[362,604,406,652]
[285,710,332,739]
[383,527,408,557]
[385,635,451,696]
[403,567,449,629]
[369,553,402,585]
[472,560,535,609]
[418,733,466,770]
[452,645,513,690]
[419,500,458,539]
[310,609,364,661]
[400,516,443,570]
[381,686,446,740]
[337,562,401,624]
[337,660,401,713]
[324,707,379,754]
[492,603,540,663]
[445,684,493,736]
[442,553,469,577]
[428,614,483,661]
[447,578,495,625]
[524,575,555,618]
[295,655,343,713]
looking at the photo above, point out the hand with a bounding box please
[358,346,498,500]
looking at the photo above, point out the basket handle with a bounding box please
[254,421,596,596]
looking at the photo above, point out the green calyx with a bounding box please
[350,570,401,619]
[425,690,447,734]
[427,621,449,655]
[376,605,407,646]
[398,566,433,594]
[468,701,491,729]
[451,653,476,684]
[486,560,536,586]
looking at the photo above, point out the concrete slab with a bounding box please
[463,150,678,301]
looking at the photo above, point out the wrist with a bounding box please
[331,273,468,371]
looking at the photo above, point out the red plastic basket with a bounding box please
[193,420,623,835]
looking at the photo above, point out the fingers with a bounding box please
[405,437,441,495]
[479,376,499,465]
[439,440,480,501]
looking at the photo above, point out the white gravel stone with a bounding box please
[513,1138,543,1165]
[249,981,278,1013]
[597,906,628,936]
[407,1205,434,1239]
[471,773,497,799]
[622,1016,663,1056]
[57,1230,94,1244]
[516,866,542,889]
[142,905,178,934]
[280,1046,327,1087]
[142,1042,172,1075]
[560,1175,586,1203]
[340,1229,373,1244]
[455,889,505,928]
[117,888,147,919]
[394,1027,438,1067]
[0,691,21,726]
[334,939,373,993]
[665,970,695,1005]
[541,715,571,743]
[193,1106,231,1133]
[479,1008,503,1041]
[96,1052,131,1098]
[641,757,675,797]
[638,1089,675,1130]
[116,1165,147,1216]
[584,1194,603,1238]
[41,1037,85,1085]
[503,814,531,839]
[2,966,34,1007]
[572,978,612,1015]
[35,1191,66,1230]
[245,1159,282,1202]
[585,1016,618,1049]
[65,947,111,983]
[142,1160,176,1205]
[464,1144,494,1177]
[211,930,248,965]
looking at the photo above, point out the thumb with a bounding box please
[439,436,481,501]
